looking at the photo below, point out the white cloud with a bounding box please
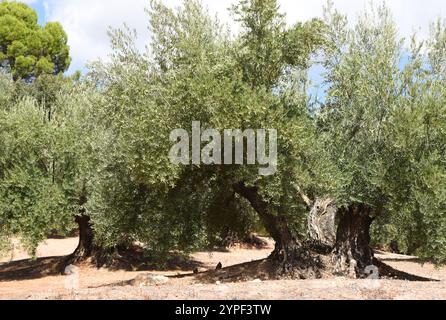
[284,0,445,40]
[43,0,446,73]
[43,0,150,72]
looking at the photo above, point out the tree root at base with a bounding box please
[373,258,439,282]
[195,254,439,283]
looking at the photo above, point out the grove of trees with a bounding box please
[1,0,445,279]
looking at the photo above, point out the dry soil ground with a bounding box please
[0,237,445,300]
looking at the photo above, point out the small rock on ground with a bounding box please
[132,274,170,287]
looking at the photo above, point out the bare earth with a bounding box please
[0,237,445,300]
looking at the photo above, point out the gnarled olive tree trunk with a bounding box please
[294,185,337,252]
[233,182,322,279]
[307,198,337,251]
[70,213,96,261]
[332,204,375,278]
[62,212,101,270]
[64,211,111,268]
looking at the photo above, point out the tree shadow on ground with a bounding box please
[207,234,272,253]
[105,249,206,273]
[0,256,64,281]
[1,247,439,284]
[374,258,440,282]
[378,257,438,265]
[0,249,206,282]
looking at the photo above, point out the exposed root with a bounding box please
[267,243,325,279]
[193,251,439,284]
[374,258,439,282]
[197,248,328,284]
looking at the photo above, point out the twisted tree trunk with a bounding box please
[332,204,375,278]
[307,198,337,252]
[71,213,96,261]
[63,212,111,269]
[234,182,322,279]
[294,185,337,253]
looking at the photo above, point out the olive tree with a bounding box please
[87,0,330,277]
[319,3,446,276]
[0,72,100,259]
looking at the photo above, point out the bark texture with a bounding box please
[62,213,99,269]
[308,198,337,250]
[71,214,96,260]
[234,182,322,279]
[63,212,112,268]
[332,204,375,278]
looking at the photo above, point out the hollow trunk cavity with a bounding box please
[308,198,337,252]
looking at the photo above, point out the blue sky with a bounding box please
[18,0,446,100]
[20,0,446,75]
[21,0,45,24]
[22,0,446,72]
